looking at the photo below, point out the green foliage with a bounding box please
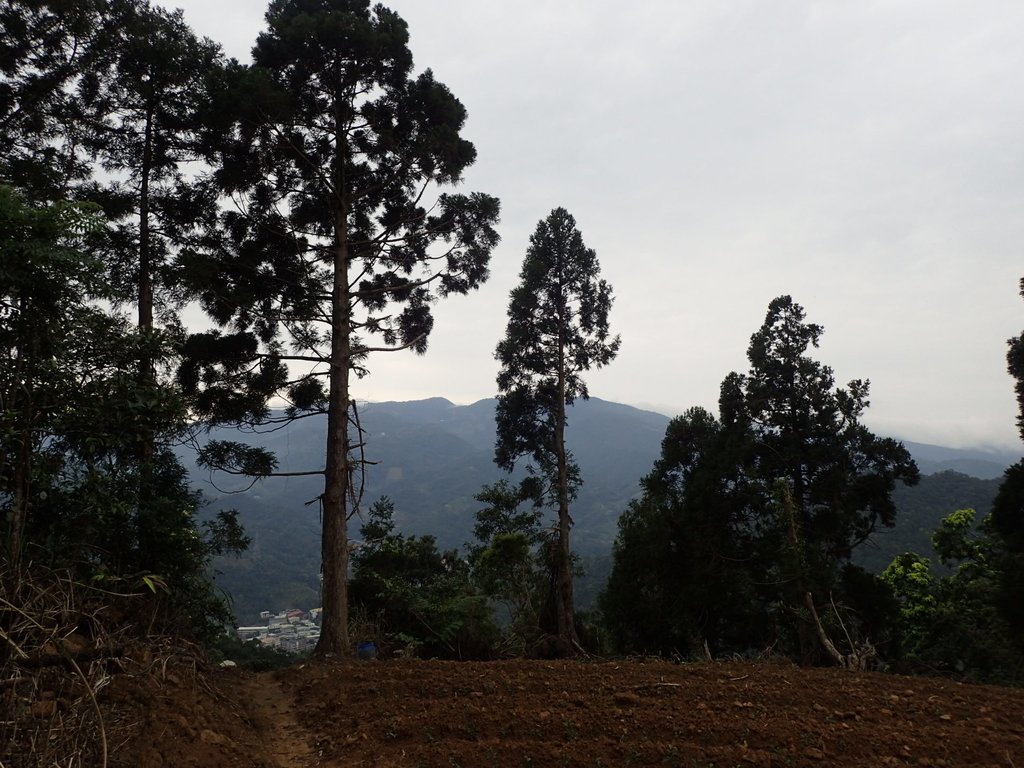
[602,297,918,662]
[27,443,248,643]
[931,508,981,562]
[177,330,284,425]
[1007,278,1024,444]
[471,479,545,546]
[993,462,1024,551]
[176,0,501,653]
[0,0,113,199]
[182,0,501,395]
[469,480,547,650]
[81,0,224,321]
[996,277,1024,650]
[880,553,936,655]
[495,207,620,484]
[197,440,279,478]
[991,462,1024,644]
[494,207,619,650]
[1,184,111,558]
[882,509,1019,681]
[0,0,248,646]
[600,407,767,656]
[350,498,497,659]
[0,182,248,643]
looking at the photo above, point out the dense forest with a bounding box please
[2,0,1023,689]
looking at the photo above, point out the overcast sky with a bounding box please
[157,0,1024,451]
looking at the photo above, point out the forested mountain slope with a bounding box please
[855,470,1003,573]
[189,398,1017,622]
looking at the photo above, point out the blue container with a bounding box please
[356,641,376,660]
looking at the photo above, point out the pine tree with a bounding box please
[0,0,114,199]
[180,0,499,654]
[470,479,546,648]
[600,407,763,656]
[494,207,619,653]
[602,296,917,663]
[73,2,228,571]
[1007,277,1024,443]
[83,0,223,344]
[725,296,918,662]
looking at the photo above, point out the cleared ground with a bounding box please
[120,658,1024,767]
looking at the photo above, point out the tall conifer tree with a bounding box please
[85,1,223,343]
[603,296,917,662]
[494,207,619,652]
[180,0,499,654]
[991,278,1024,644]
[0,3,247,638]
[722,297,918,662]
[80,3,225,563]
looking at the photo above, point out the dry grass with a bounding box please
[0,560,210,768]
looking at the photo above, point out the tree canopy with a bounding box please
[1,0,246,646]
[493,207,619,653]
[882,509,1019,681]
[350,497,496,659]
[602,296,918,662]
[178,0,500,653]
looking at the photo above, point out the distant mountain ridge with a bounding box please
[899,440,1020,480]
[190,397,1018,622]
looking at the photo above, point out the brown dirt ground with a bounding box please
[111,658,1024,768]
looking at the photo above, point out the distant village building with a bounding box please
[237,607,321,652]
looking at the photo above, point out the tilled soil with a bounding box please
[123,658,1024,767]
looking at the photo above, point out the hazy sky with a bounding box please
[157,0,1024,450]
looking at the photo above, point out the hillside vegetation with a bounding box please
[194,398,1010,623]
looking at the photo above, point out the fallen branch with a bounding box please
[804,591,875,671]
[571,639,595,660]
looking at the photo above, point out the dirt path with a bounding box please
[247,670,320,767]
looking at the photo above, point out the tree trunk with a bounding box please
[778,480,818,665]
[8,401,33,568]
[7,296,35,567]
[554,338,579,652]
[316,112,352,652]
[138,108,154,346]
[136,107,156,567]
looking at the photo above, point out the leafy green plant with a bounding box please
[349,497,499,659]
[882,509,1019,681]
